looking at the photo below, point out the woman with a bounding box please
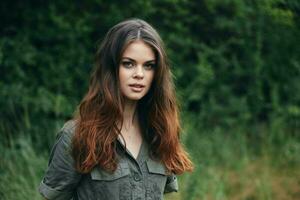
[39,18,193,200]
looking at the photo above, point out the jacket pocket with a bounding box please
[89,160,132,200]
[145,158,168,199]
[146,158,167,176]
[90,160,130,181]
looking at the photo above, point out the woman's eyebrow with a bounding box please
[144,60,156,63]
[122,57,155,63]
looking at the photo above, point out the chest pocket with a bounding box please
[146,159,167,176]
[145,159,168,199]
[90,160,130,181]
[89,160,132,200]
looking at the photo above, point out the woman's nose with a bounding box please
[133,65,144,79]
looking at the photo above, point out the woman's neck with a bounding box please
[122,99,138,130]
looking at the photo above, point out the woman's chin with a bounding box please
[124,94,145,102]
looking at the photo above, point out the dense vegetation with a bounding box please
[1,0,299,199]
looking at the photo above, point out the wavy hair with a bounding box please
[72,18,193,174]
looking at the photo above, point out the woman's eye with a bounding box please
[122,61,134,68]
[144,63,155,70]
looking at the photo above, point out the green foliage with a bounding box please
[1,0,299,140]
[0,136,47,200]
[178,119,300,200]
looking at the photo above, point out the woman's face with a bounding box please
[119,40,155,102]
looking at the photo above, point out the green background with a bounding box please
[0,0,299,199]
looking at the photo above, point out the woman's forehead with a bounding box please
[121,41,155,62]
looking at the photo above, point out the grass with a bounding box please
[0,123,299,200]
[165,119,300,200]
[0,136,46,200]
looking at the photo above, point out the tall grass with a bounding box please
[0,136,47,200]
[165,116,300,200]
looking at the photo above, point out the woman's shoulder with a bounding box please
[56,119,78,141]
[61,119,77,134]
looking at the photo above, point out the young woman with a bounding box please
[39,18,193,200]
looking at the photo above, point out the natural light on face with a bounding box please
[119,40,156,102]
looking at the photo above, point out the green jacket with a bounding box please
[39,121,178,200]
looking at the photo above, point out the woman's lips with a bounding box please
[129,84,145,92]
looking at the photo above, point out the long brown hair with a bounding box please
[72,18,193,174]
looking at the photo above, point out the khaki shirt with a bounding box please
[38,121,178,200]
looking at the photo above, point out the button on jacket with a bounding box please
[38,121,178,200]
